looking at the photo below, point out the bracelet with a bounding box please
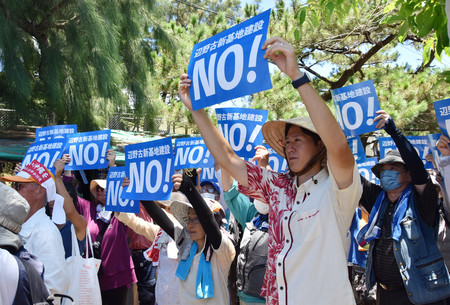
[291,73,311,89]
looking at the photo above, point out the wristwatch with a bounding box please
[291,73,311,89]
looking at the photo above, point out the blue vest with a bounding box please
[366,190,450,304]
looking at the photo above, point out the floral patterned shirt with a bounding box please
[238,161,362,305]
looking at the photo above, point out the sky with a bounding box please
[241,0,450,77]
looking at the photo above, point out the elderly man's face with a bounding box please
[14,182,46,208]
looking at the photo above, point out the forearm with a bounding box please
[55,177,87,240]
[385,118,428,184]
[115,212,159,241]
[141,201,175,239]
[224,182,257,227]
[191,109,248,187]
[179,174,222,249]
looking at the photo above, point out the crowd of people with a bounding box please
[1,36,450,305]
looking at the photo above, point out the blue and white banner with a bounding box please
[199,167,219,184]
[188,9,272,110]
[347,136,367,162]
[174,137,214,170]
[122,137,173,201]
[407,136,433,169]
[36,124,77,141]
[264,144,288,173]
[433,98,450,137]
[357,157,379,184]
[21,138,67,173]
[332,80,381,137]
[216,107,268,160]
[105,167,139,213]
[378,136,396,159]
[378,136,433,169]
[65,130,111,170]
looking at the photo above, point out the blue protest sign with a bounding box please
[427,133,442,166]
[332,80,381,137]
[357,157,380,184]
[433,98,450,137]
[216,107,268,160]
[105,167,139,213]
[377,136,396,159]
[200,167,218,184]
[65,130,111,170]
[264,144,288,173]
[347,136,367,162]
[174,137,214,170]
[36,124,77,141]
[378,136,433,169]
[122,137,173,201]
[21,138,68,173]
[407,136,433,169]
[188,9,272,110]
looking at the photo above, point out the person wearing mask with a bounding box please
[359,111,450,304]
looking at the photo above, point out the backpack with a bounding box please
[236,214,268,298]
[12,254,51,305]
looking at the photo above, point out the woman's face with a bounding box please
[187,208,206,243]
[284,125,322,173]
[96,186,106,204]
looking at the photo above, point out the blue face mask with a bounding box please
[380,170,401,191]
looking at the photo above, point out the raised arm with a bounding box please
[115,210,159,242]
[263,37,355,189]
[374,110,429,195]
[54,159,87,241]
[173,173,222,250]
[121,177,175,239]
[179,75,249,187]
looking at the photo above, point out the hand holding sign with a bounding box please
[437,134,450,156]
[262,36,302,80]
[252,145,270,169]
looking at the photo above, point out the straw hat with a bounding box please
[262,117,318,157]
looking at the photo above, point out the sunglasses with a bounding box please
[200,187,217,194]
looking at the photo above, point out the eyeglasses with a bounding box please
[187,217,200,225]
[200,187,216,194]
[96,186,106,192]
[13,182,23,191]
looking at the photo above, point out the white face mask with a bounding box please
[201,193,216,200]
[254,199,269,215]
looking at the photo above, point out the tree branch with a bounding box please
[320,33,396,101]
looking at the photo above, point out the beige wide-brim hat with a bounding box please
[0,183,30,249]
[90,179,107,198]
[262,117,318,157]
[169,192,192,228]
[170,192,225,229]
[158,192,190,208]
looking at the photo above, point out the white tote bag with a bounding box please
[65,225,102,305]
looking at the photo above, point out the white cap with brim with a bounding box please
[90,179,107,198]
[0,183,30,249]
[1,160,65,225]
[262,117,318,157]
